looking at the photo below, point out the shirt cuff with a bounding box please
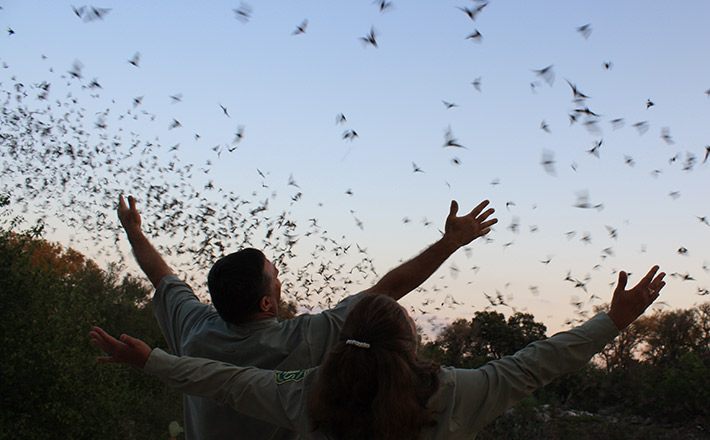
[144,348,174,375]
[583,311,620,341]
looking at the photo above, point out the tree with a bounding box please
[435,318,477,367]
[0,225,182,440]
[696,302,710,359]
[641,309,702,367]
[595,313,647,372]
[426,311,547,368]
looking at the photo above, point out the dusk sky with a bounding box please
[2,1,709,336]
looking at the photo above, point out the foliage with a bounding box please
[0,225,182,440]
[477,408,704,440]
[422,310,547,368]
[652,351,710,416]
[641,309,705,367]
[474,396,546,439]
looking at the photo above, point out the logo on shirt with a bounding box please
[274,369,306,384]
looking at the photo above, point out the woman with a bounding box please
[91,266,665,439]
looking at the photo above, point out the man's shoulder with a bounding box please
[152,275,212,328]
[154,275,201,302]
[339,291,366,305]
[156,274,192,291]
[320,291,367,313]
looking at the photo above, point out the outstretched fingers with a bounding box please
[470,202,497,239]
[615,271,628,293]
[480,217,497,229]
[90,326,120,363]
[120,334,142,349]
[117,194,138,213]
[650,273,666,292]
[128,195,137,211]
[648,272,666,300]
[634,266,665,302]
[638,265,660,288]
[468,199,490,218]
[90,326,114,349]
[479,209,496,223]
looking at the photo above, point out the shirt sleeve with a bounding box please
[145,348,306,432]
[152,275,213,354]
[449,312,619,434]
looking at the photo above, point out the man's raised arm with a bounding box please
[117,194,174,288]
[362,199,497,300]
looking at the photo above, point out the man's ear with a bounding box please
[258,296,271,312]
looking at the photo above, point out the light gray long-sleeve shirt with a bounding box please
[145,311,619,439]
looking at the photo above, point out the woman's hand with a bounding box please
[89,326,152,369]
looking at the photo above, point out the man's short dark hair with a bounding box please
[207,248,270,325]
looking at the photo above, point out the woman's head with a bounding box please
[308,294,440,440]
[341,293,418,354]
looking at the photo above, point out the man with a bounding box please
[116,194,497,439]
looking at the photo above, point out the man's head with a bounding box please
[207,248,281,325]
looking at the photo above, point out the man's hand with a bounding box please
[444,200,497,247]
[607,265,666,331]
[117,194,142,234]
[89,326,152,369]
[115,194,173,287]
[362,199,497,300]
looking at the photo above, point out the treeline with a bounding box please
[421,305,710,438]
[0,220,183,439]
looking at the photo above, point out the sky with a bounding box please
[1,0,709,337]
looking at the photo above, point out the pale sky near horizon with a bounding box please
[2,1,709,337]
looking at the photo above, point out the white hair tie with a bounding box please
[345,339,371,349]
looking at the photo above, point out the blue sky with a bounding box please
[2,1,709,335]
